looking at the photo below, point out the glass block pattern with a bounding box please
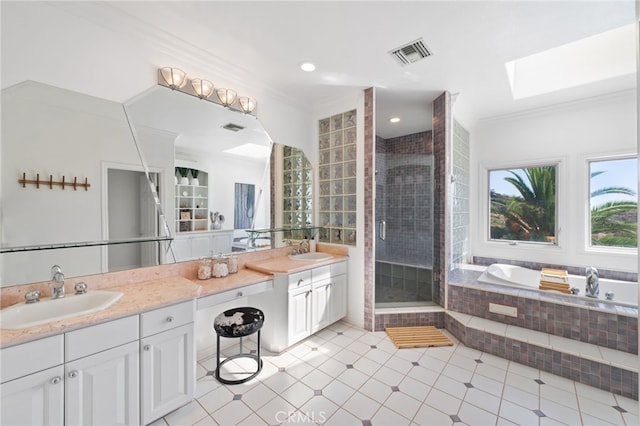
[451,119,470,269]
[282,145,313,240]
[318,110,357,245]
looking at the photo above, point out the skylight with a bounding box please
[505,24,636,100]
[223,143,271,159]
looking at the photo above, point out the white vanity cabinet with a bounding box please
[253,260,348,352]
[172,230,234,261]
[0,335,65,426]
[65,315,140,426]
[65,341,139,426]
[0,300,196,426]
[140,300,195,425]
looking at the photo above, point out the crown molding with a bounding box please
[49,2,309,110]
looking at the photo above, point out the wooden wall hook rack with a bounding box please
[18,172,90,191]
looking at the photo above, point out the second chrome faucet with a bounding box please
[50,265,65,299]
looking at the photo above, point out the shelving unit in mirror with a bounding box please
[175,169,208,233]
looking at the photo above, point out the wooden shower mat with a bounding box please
[385,326,453,349]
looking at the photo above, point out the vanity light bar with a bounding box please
[158,68,258,116]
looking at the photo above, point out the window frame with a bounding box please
[585,153,638,254]
[486,162,560,246]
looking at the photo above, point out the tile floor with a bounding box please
[151,322,639,426]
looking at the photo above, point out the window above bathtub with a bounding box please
[488,164,558,245]
[588,155,637,251]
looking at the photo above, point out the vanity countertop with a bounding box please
[0,249,348,349]
[244,254,349,275]
[0,275,202,348]
[0,268,272,349]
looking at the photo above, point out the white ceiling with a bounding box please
[10,1,633,140]
[103,0,636,139]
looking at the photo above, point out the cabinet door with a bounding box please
[288,286,312,345]
[311,280,332,333]
[1,365,64,426]
[65,341,139,426]
[141,323,195,425]
[191,235,211,258]
[171,237,192,262]
[211,231,232,254]
[330,274,348,323]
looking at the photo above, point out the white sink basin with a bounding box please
[288,252,333,262]
[0,290,123,330]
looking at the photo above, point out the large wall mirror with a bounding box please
[0,80,313,288]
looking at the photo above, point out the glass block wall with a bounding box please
[451,119,470,268]
[282,145,313,240]
[318,110,357,245]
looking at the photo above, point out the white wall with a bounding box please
[471,91,637,272]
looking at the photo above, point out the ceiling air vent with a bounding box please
[222,123,245,132]
[389,38,433,66]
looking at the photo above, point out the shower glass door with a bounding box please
[374,134,434,308]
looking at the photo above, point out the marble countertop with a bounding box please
[0,276,202,348]
[244,254,349,274]
[0,252,348,349]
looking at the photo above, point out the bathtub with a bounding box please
[477,263,638,308]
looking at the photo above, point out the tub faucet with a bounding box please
[50,265,65,299]
[585,266,599,298]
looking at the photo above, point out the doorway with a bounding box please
[374,132,435,308]
[106,168,160,272]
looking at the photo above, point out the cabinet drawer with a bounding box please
[1,334,64,383]
[288,270,311,289]
[141,300,195,338]
[312,266,331,282]
[331,261,347,276]
[66,315,139,362]
[197,280,274,310]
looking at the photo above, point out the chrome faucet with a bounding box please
[585,266,599,298]
[50,265,65,299]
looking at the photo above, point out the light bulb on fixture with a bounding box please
[215,88,238,107]
[191,79,214,99]
[160,67,187,89]
[238,97,257,114]
[389,117,401,123]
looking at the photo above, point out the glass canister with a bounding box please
[227,254,238,274]
[197,258,212,280]
[212,256,229,278]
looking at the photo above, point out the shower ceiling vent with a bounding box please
[222,123,245,132]
[389,38,433,66]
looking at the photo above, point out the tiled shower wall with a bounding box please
[451,119,470,269]
[375,131,434,267]
[364,89,451,331]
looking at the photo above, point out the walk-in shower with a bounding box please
[375,132,435,308]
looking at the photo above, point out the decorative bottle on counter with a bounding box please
[197,258,212,280]
[212,255,229,278]
[227,255,238,274]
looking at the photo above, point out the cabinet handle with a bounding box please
[50,376,61,385]
[237,291,243,297]
[166,316,175,323]
[297,279,304,286]
[68,370,79,378]
[144,344,151,351]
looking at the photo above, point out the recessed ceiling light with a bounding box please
[389,117,401,123]
[300,62,316,72]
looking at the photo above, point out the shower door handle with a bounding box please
[379,220,386,241]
